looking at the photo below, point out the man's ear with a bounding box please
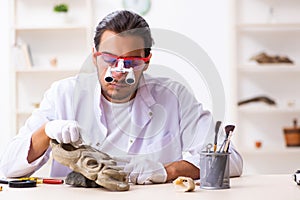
[92,48,97,66]
[143,53,152,72]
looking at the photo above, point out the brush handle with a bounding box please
[223,132,232,152]
[214,121,222,152]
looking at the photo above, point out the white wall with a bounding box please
[0,0,13,157]
[0,0,234,156]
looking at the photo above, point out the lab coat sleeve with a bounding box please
[0,81,57,178]
[228,144,243,177]
[0,132,51,178]
[176,85,243,177]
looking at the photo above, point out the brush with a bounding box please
[213,121,222,152]
[223,125,235,152]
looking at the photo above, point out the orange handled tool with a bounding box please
[19,177,64,184]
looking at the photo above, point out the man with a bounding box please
[0,10,243,184]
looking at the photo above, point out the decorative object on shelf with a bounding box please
[250,52,294,64]
[283,119,300,147]
[32,102,40,109]
[13,43,34,69]
[123,0,151,16]
[12,44,27,69]
[50,57,58,68]
[287,100,296,108]
[238,96,276,106]
[21,43,33,68]
[255,141,262,149]
[53,3,68,13]
[53,3,70,24]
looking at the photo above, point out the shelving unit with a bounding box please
[237,23,300,31]
[238,64,300,72]
[234,0,300,174]
[11,0,93,134]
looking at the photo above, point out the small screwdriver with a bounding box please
[19,177,64,184]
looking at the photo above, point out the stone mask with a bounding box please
[50,139,129,191]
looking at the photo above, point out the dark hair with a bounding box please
[94,10,153,57]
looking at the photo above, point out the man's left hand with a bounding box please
[123,157,167,184]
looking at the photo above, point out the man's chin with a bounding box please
[106,92,134,103]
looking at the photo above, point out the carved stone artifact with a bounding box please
[50,140,129,191]
[250,52,294,64]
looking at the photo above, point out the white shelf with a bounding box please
[15,68,79,73]
[14,25,89,31]
[237,23,300,32]
[238,106,300,114]
[238,64,300,73]
[241,147,300,155]
[16,110,33,115]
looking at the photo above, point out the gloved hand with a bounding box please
[123,157,167,185]
[45,120,80,143]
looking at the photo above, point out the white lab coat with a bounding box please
[0,73,243,178]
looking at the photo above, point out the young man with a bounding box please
[0,10,243,184]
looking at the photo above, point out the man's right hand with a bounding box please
[45,120,80,143]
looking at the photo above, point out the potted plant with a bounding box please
[53,3,70,23]
[53,3,68,13]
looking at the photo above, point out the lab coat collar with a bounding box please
[97,74,156,129]
[131,74,156,128]
[95,81,102,117]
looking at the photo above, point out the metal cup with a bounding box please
[200,151,230,189]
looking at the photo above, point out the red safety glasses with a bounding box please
[94,52,151,71]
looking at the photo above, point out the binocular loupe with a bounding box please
[104,59,135,85]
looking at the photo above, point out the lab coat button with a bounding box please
[96,142,100,146]
[129,139,133,143]
[148,111,152,117]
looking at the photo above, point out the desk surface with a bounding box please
[0,174,299,200]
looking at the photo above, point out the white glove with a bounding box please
[123,157,167,185]
[45,120,80,144]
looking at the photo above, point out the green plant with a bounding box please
[53,4,68,13]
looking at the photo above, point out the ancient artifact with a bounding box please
[250,52,294,64]
[49,57,57,67]
[173,176,195,192]
[238,96,276,106]
[50,140,129,191]
[283,119,300,147]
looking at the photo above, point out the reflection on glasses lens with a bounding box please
[102,54,117,65]
[123,60,145,69]
[100,54,145,71]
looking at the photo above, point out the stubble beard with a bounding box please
[102,85,137,102]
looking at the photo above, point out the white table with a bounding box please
[0,174,299,200]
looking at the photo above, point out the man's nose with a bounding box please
[112,71,127,80]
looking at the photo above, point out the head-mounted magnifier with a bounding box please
[94,52,151,85]
[105,59,135,85]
